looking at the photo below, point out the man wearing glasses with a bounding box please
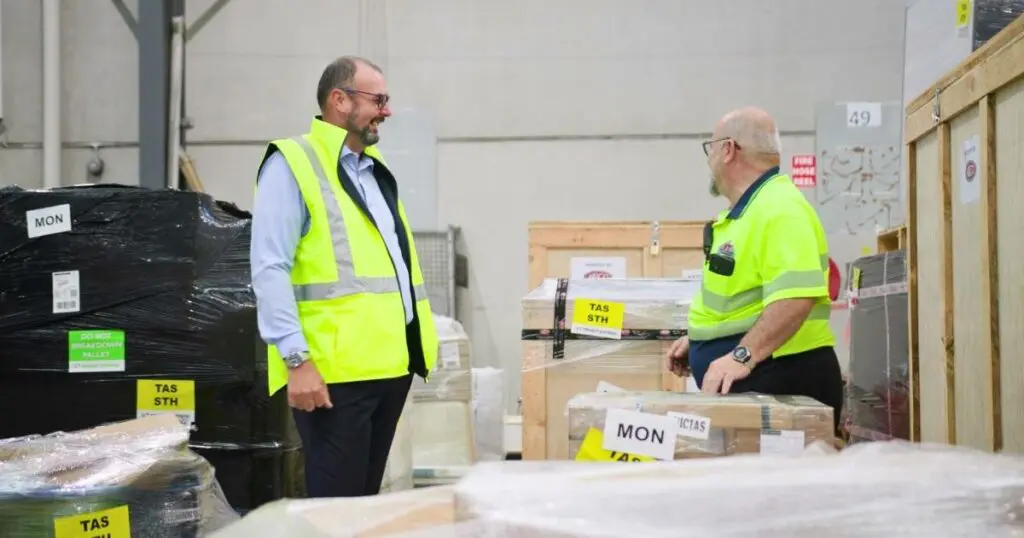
[664,107,844,433]
[251,56,438,497]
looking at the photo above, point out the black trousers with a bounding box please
[291,373,413,498]
[729,346,845,434]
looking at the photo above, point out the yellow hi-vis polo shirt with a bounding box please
[687,166,835,384]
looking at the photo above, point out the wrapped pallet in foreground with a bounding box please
[568,391,835,460]
[0,414,237,537]
[520,278,697,459]
[210,442,1024,537]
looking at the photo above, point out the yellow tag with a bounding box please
[570,299,625,339]
[860,246,871,255]
[851,267,863,291]
[956,0,971,28]
[575,428,656,462]
[136,379,196,427]
[54,505,131,538]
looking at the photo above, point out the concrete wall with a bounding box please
[0,0,909,413]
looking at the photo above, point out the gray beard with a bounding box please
[709,176,721,197]
[357,127,379,146]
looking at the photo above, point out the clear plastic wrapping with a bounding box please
[213,442,1024,537]
[412,315,471,403]
[567,391,834,460]
[0,414,238,537]
[470,367,506,462]
[381,386,415,494]
[521,278,695,459]
[846,250,909,443]
[0,185,301,513]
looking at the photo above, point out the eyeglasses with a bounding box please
[342,88,390,109]
[702,137,741,156]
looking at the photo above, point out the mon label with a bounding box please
[68,330,125,373]
[137,379,196,428]
[570,298,625,339]
[53,504,130,538]
[26,203,72,238]
[575,427,655,462]
[601,408,678,461]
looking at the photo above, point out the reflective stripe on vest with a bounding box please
[698,254,831,313]
[289,136,428,303]
[688,303,832,341]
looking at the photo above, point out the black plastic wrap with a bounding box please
[973,0,1024,51]
[0,185,302,513]
[0,416,238,538]
[846,250,910,444]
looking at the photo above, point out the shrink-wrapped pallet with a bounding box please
[409,315,474,481]
[567,391,834,461]
[521,278,697,459]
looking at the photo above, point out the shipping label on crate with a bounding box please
[571,299,625,339]
[26,203,72,239]
[439,342,461,370]
[53,504,131,538]
[601,408,678,460]
[569,257,626,279]
[667,412,712,440]
[136,379,196,428]
[575,427,655,462]
[760,430,806,457]
[52,270,81,314]
[68,330,125,373]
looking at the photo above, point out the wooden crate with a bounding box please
[527,221,706,289]
[520,279,692,460]
[876,225,908,253]
[903,14,1024,451]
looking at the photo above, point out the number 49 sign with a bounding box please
[846,102,882,128]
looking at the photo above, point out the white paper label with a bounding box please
[684,376,699,393]
[959,134,981,205]
[601,408,678,461]
[760,430,806,456]
[596,381,627,394]
[570,257,626,280]
[680,269,702,282]
[26,204,72,238]
[52,270,81,314]
[440,342,460,369]
[845,102,882,128]
[667,412,712,440]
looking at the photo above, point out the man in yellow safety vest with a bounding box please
[250,56,438,497]
[665,106,844,432]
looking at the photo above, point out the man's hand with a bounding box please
[701,354,752,394]
[287,361,333,412]
[665,336,691,377]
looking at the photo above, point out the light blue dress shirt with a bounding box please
[251,146,414,358]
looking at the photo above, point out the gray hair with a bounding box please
[316,56,383,109]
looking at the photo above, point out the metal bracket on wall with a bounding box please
[931,88,942,123]
[186,0,234,42]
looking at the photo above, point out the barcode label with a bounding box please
[52,270,81,314]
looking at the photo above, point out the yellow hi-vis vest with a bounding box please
[687,171,835,357]
[259,118,438,396]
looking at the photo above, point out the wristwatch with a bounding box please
[731,346,753,367]
[284,351,310,369]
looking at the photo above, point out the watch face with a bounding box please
[732,347,751,362]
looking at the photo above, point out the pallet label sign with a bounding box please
[136,379,196,427]
[570,299,625,339]
[791,155,817,188]
[53,504,131,538]
[68,330,126,373]
[601,408,678,460]
[26,203,71,238]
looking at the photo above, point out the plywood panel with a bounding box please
[995,77,1024,453]
[949,107,992,450]
[912,132,949,444]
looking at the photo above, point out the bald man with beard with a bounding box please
[666,107,844,433]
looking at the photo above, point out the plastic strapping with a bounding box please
[552,277,569,359]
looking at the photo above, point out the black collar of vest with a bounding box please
[726,166,780,220]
